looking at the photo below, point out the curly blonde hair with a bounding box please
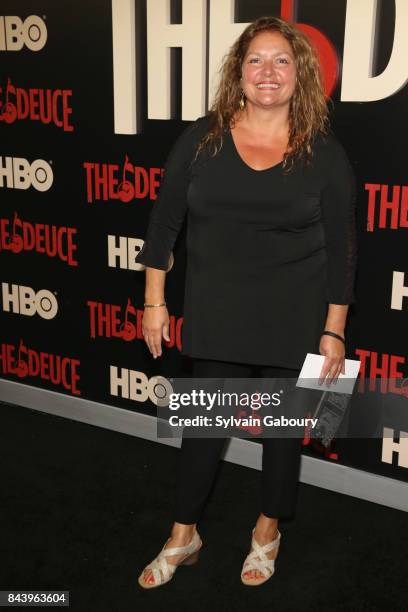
[195,16,329,171]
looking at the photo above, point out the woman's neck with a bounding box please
[234,103,290,140]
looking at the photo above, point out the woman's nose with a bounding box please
[262,61,276,76]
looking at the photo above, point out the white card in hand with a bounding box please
[296,353,361,394]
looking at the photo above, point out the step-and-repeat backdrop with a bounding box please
[1,0,407,485]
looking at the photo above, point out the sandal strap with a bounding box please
[241,529,281,579]
[143,531,201,585]
[146,555,173,584]
[251,528,281,554]
[161,531,201,557]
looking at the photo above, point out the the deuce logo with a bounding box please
[0,339,80,395]
[2,283,58,319]
[0,156,53,191]
[87,298,182,350]
[0,16,47,51]
[83,155,163,203]
[0,212,78,266]
[365,183,408,231]
[0,77,73,131]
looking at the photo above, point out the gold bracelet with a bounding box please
[144,302,166,308]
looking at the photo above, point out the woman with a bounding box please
[136,16,356,588]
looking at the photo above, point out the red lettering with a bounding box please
[83,162,94,203]
[0,218,10,249]
[365,183,380,232]
[38,89,52,124]
[28,349,40,377]
[149,168,162,200]
[35,223,45,252]
[389,356,406,395]
[0,341,80,394]
[400,186,408,227]
[98,302,111,337]
[355,349,407,395]
[48,352,61,385]
[44,224,58,258]
[108,164,119,200]
[94,164,108,201]
[0,343,11,373]
[29,88,39,120]
[369,352,389,392]
[66,227,78,266]
[52,89,63,129]
[22,221,35,250]
[62,90,74,132]
[87,301,98,338]
[61,357,71,390]
[176,316,183,351]
[380,185,400,229]
[70,359,81,395]
[16,87,29,119]
[111,305,122,337]
[40,351,49,379]
[134,167,149,198]
[7,344,16,373]
[57,226,68,262]
[137,309,144,338]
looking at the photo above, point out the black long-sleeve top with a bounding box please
[136,114,357,369]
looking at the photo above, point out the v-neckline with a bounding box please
[228,130,284,173]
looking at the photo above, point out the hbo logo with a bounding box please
[0,16,47,51]
[0,157,53,191]
[110,366,173,404]
[2,283,58,319]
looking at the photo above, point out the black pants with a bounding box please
[174,358,303,524]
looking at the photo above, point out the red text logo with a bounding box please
[365,183,408,231]
[87,297,183,350]
[355,348,407,395]
[83,154,163,203]
[0,212,78,266]
[0,339,81,395]
[0,77,73,131]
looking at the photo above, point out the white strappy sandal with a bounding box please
[241,528,281,586]
[138,530,202,589]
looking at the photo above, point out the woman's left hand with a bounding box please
[318,334,345,385]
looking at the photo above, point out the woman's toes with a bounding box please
[144,569,154,585]
[244,570,262,580]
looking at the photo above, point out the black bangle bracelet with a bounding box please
[322,330,345,344]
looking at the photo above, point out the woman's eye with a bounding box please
[249,57,260,63]
[277,57,289,64]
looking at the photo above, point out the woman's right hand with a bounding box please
[142,306,170,358]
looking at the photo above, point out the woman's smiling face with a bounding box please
[240,30,297,111]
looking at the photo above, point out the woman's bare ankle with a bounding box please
[170,521,197,542]
[254,514,278,539]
